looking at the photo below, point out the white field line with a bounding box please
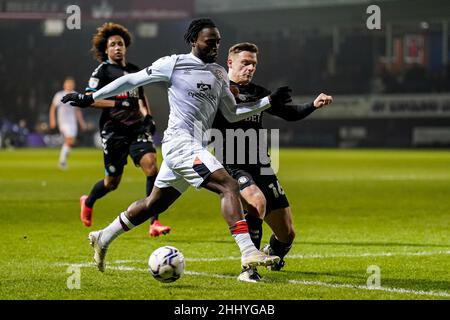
[287,279,450,298]
[56,250,450,265]
[54,262,450,298]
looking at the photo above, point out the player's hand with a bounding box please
[135,115,156,136]
[313,93,333,108]
[143,115,156,135]
[61,92,94,108]
[269,86,293,106]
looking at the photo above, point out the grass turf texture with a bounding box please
[0,148,448,300]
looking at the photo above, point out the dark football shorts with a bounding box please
[101,128,156,177]
[225,165,290,213]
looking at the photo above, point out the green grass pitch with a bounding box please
[0,148,449,300]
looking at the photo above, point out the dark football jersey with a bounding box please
[86,60,145,129]
[212,81,316,166]
[212,81,271,166]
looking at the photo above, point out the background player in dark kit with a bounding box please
[80,22,171,237]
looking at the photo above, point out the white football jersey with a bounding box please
[52,90,77,127]
[93,53,271,144]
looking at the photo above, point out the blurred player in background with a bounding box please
[62,18,292,273]
[212,42,333,282]
[49,77,87,170]
[79,22,170,236]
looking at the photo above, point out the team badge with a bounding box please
[88,77,99,89]
[238,176,249,185]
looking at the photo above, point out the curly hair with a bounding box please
[91,22,132,62]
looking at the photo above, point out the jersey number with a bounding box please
[268,181,285,199]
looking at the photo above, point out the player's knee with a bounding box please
[148,164,158,176]
[254,196,266,218]
[223,177,240,197]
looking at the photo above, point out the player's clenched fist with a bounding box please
[61,92,94,108]
[313,93,333,108]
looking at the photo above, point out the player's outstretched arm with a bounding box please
[268,92,333,121]
[219,86,292,123]
[61,55,177,108]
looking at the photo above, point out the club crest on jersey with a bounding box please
[88,77,99,89]
[237,94,248,102]
[238,176,249,185]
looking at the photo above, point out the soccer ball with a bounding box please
[148,246,185,283]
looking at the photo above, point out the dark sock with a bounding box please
[85,180,110,208]
[269,234,292,260]
[146,175,158,224]
[245,214,263,249]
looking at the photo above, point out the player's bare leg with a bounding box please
[241,184,266,248]
[203,169,279,269]
[263,207,295,271]
[140,152,171,237]
[237,184,266,282]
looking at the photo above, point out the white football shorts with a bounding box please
[155,133,223,193]
[58,122,77,138]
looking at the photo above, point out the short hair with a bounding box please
[228,42,259,58]
[184,18,217,45]
[91,22,132,62]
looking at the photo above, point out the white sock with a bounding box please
[233,233,257,257]
[99,212,135,248]
[59,144,71,164]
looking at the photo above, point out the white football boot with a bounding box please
[237,267,262,283]
[88,231,107,272]
[241,250,280,269]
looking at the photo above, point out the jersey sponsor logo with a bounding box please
[115,87,139,99]
[244,113,261,122]
[88,77,99,89]
[188,82,216,101]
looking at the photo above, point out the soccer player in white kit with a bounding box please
[63,19,292,274]
[49,77,86,170]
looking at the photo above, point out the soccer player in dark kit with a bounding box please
[212,42,333,282]
[80,22,171,237]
